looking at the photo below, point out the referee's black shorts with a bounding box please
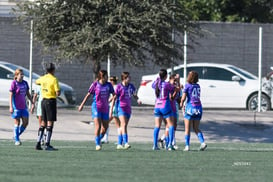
[42,98,57,122]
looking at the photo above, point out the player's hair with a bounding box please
[121,72,130,81]
[155,69,167,98]
[110,76,118,84]
[45,63,55,73]
[169,74,176,80]
[14,69,23,80]
[97,70,108,80]
[187,71,199,84]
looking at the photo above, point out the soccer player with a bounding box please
[79,70,115,151]
[152,69,179,150]
[180,71,207,151]
[9,68,34,146]
[159,74,182,149]
[101,76,119,144]
[32,85,46,145]
[111,72,140,149]
[35,63,60,151]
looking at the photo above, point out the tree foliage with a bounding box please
[14,0,200,76]
[180,0,273,23]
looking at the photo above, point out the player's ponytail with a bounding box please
[155,69,167,98]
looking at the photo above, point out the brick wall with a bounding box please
[1,17,272,105]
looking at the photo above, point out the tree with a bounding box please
[180,0,273,23]
[14,0,200,78]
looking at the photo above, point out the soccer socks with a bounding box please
[102,128,109,142]
[95,136,100,146]
[122,134,128,144]
[19,125,26,135]
[197,132,205,144]
[14,125,20,142]
[168,126,174,147]
[153,127,160,147]
[37,126,45,142]
[185,134,190,146]
[45,126,53,146]
[118,134,123,145]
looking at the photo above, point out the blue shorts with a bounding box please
[117,106,131,119]
[183,103,202,121]
[91,105,109,120]
[154,108,172,119]
[11,108,29,119]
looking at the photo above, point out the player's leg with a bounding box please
[183,118,191,151]
[192,120,207,151]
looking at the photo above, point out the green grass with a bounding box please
[1,140,273,182]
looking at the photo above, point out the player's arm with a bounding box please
[78,92,91,112]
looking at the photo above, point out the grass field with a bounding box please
[1,140,273,182]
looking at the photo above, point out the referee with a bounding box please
[35,63,60,151]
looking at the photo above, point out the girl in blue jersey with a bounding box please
[9,69,34,146]
[111,72,140,149]
[152,69,179,150]
[180,71,207,151]
[79,70,115,151]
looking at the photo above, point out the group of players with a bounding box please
[9,63,207,151]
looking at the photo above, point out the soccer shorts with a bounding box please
[42,99,57,122]
[11,108,29,119]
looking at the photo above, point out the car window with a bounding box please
[174,66,204,79]
[228,66,256,80]
[187,67,204,79]
[174,68,184,77]
[202,67,235,81]
[0,67,12,79]
[3,63,40,79]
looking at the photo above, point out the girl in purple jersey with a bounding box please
[101,76,119,144]
[79,70,115,151]
[158,74,182,149]
[110,72,140,149]
[9,69,34,146]
[180,71,207,151]
[152,69,179,150]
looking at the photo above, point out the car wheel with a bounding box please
[247,93,271,112]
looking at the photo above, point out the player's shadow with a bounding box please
[177,119,273,143]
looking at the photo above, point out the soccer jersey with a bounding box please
[183,83,201,106]
[152,80,174,109]
[35,73,60,99]
[34,85,43,116]
[88,81,114,113]
[115,83,136,114]
[9,80,29,110]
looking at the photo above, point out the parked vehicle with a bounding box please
[137,63,272,111]
[0,61,76,107]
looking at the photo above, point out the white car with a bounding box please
[137,63,272,111]
[0,61,76,107]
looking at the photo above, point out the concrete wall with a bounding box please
[1,16,273,105]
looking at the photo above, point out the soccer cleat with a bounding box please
[15,141,21,146]
[152,146,160,150]
[168,145,176,151]
[35,143,43,150]
[95,145,102,151]
[116,145,124,150]
[45,145,58,151]
[200,143,207,151]
[183,146,190,151]
[124,143,131,149]
[173,145,179,150]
